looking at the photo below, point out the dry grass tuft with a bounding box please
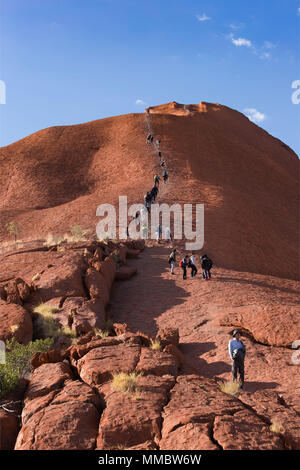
[149,339,162,351]
[219,380,241,396]
[270,422,284,434]
[112,371,143,394]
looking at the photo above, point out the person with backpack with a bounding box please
[146,134,152,143]
[160,160,166,168]
[151,185,158,202]
[228,329,246,389]
[201,254,213,280]
[180,255,189,280]
[163,170,168,183]
[168,249,176,274]
[158,151,162,158]
[188,254,197,278]
[154,174,161,187]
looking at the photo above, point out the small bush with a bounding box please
[150,339,162,351]
[60,326,76,339]
[0,338,53,398]
[33,304,60,338]
[94,328,109,338]
[6,221,19,241]
[112,371,143,394]
[270,422,284,434]
[219,380,241,396]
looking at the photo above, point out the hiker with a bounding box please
[157,139,161,146]
[154,174,161,187]
[189,254,198,278]
[156,224,162,243]
[126,226,130,238]
[165,227,172,243]
[228,329,246,389]
[158,151,162,158]
[163,170,168,183]
[201,254,213,280]
[180,255,189,280]
[160,160,165,168]
[150,135,154,143]
[151,185,158,202]
[146,134,152,143]
[168,248,176,274]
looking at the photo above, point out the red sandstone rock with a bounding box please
[239,389,300,450]
[219,304,300,347]
[97,375,175,450]
[157,327,179,348]
[77,343,141,386]
[213,410,284,450]
[0,409,20,450]
[160,422,219,450]
[0,301,32,344]
[33,254,87,302]
[15,379,100,450]
[136,347,178,377]
[85,268,110,307]
[163,344,185,368]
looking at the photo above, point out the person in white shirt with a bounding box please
[228,329,246,389]
[188,254,198,278]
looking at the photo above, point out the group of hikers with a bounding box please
[168,250,213,280]
[145,113,246,389]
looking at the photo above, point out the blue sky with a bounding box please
[0,0,299,155]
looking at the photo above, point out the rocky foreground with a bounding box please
[0,239,299,450]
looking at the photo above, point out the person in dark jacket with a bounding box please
[180,255,189,280]
[201,254,213,280]
[228,329,246,389]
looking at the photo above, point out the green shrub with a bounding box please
[6,221,19,241]
[0,338,53,398]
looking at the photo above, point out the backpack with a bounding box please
[179,259,184,268]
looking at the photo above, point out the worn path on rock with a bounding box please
[108,244,300,407]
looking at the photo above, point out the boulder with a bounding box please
[0,409,20,450]
[219,304,300,347]
[15,379,100,450]
[239,389,300,450]
[77,343,141,386]
[85,268,109,306]
[136,348,178,377]
[0,301,33,344]
[33,254,86,302]
[160,422,219,450]
[213,410,284,450]
[156,327,179,348]
[97,375,175,450]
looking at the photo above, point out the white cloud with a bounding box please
[229,22,245,30]
[135,99,147,106]
[232,37,252,47]
[260,52,271,60]
[196,13,211,22]
[244,108,267,124]
[263,41,276,49]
